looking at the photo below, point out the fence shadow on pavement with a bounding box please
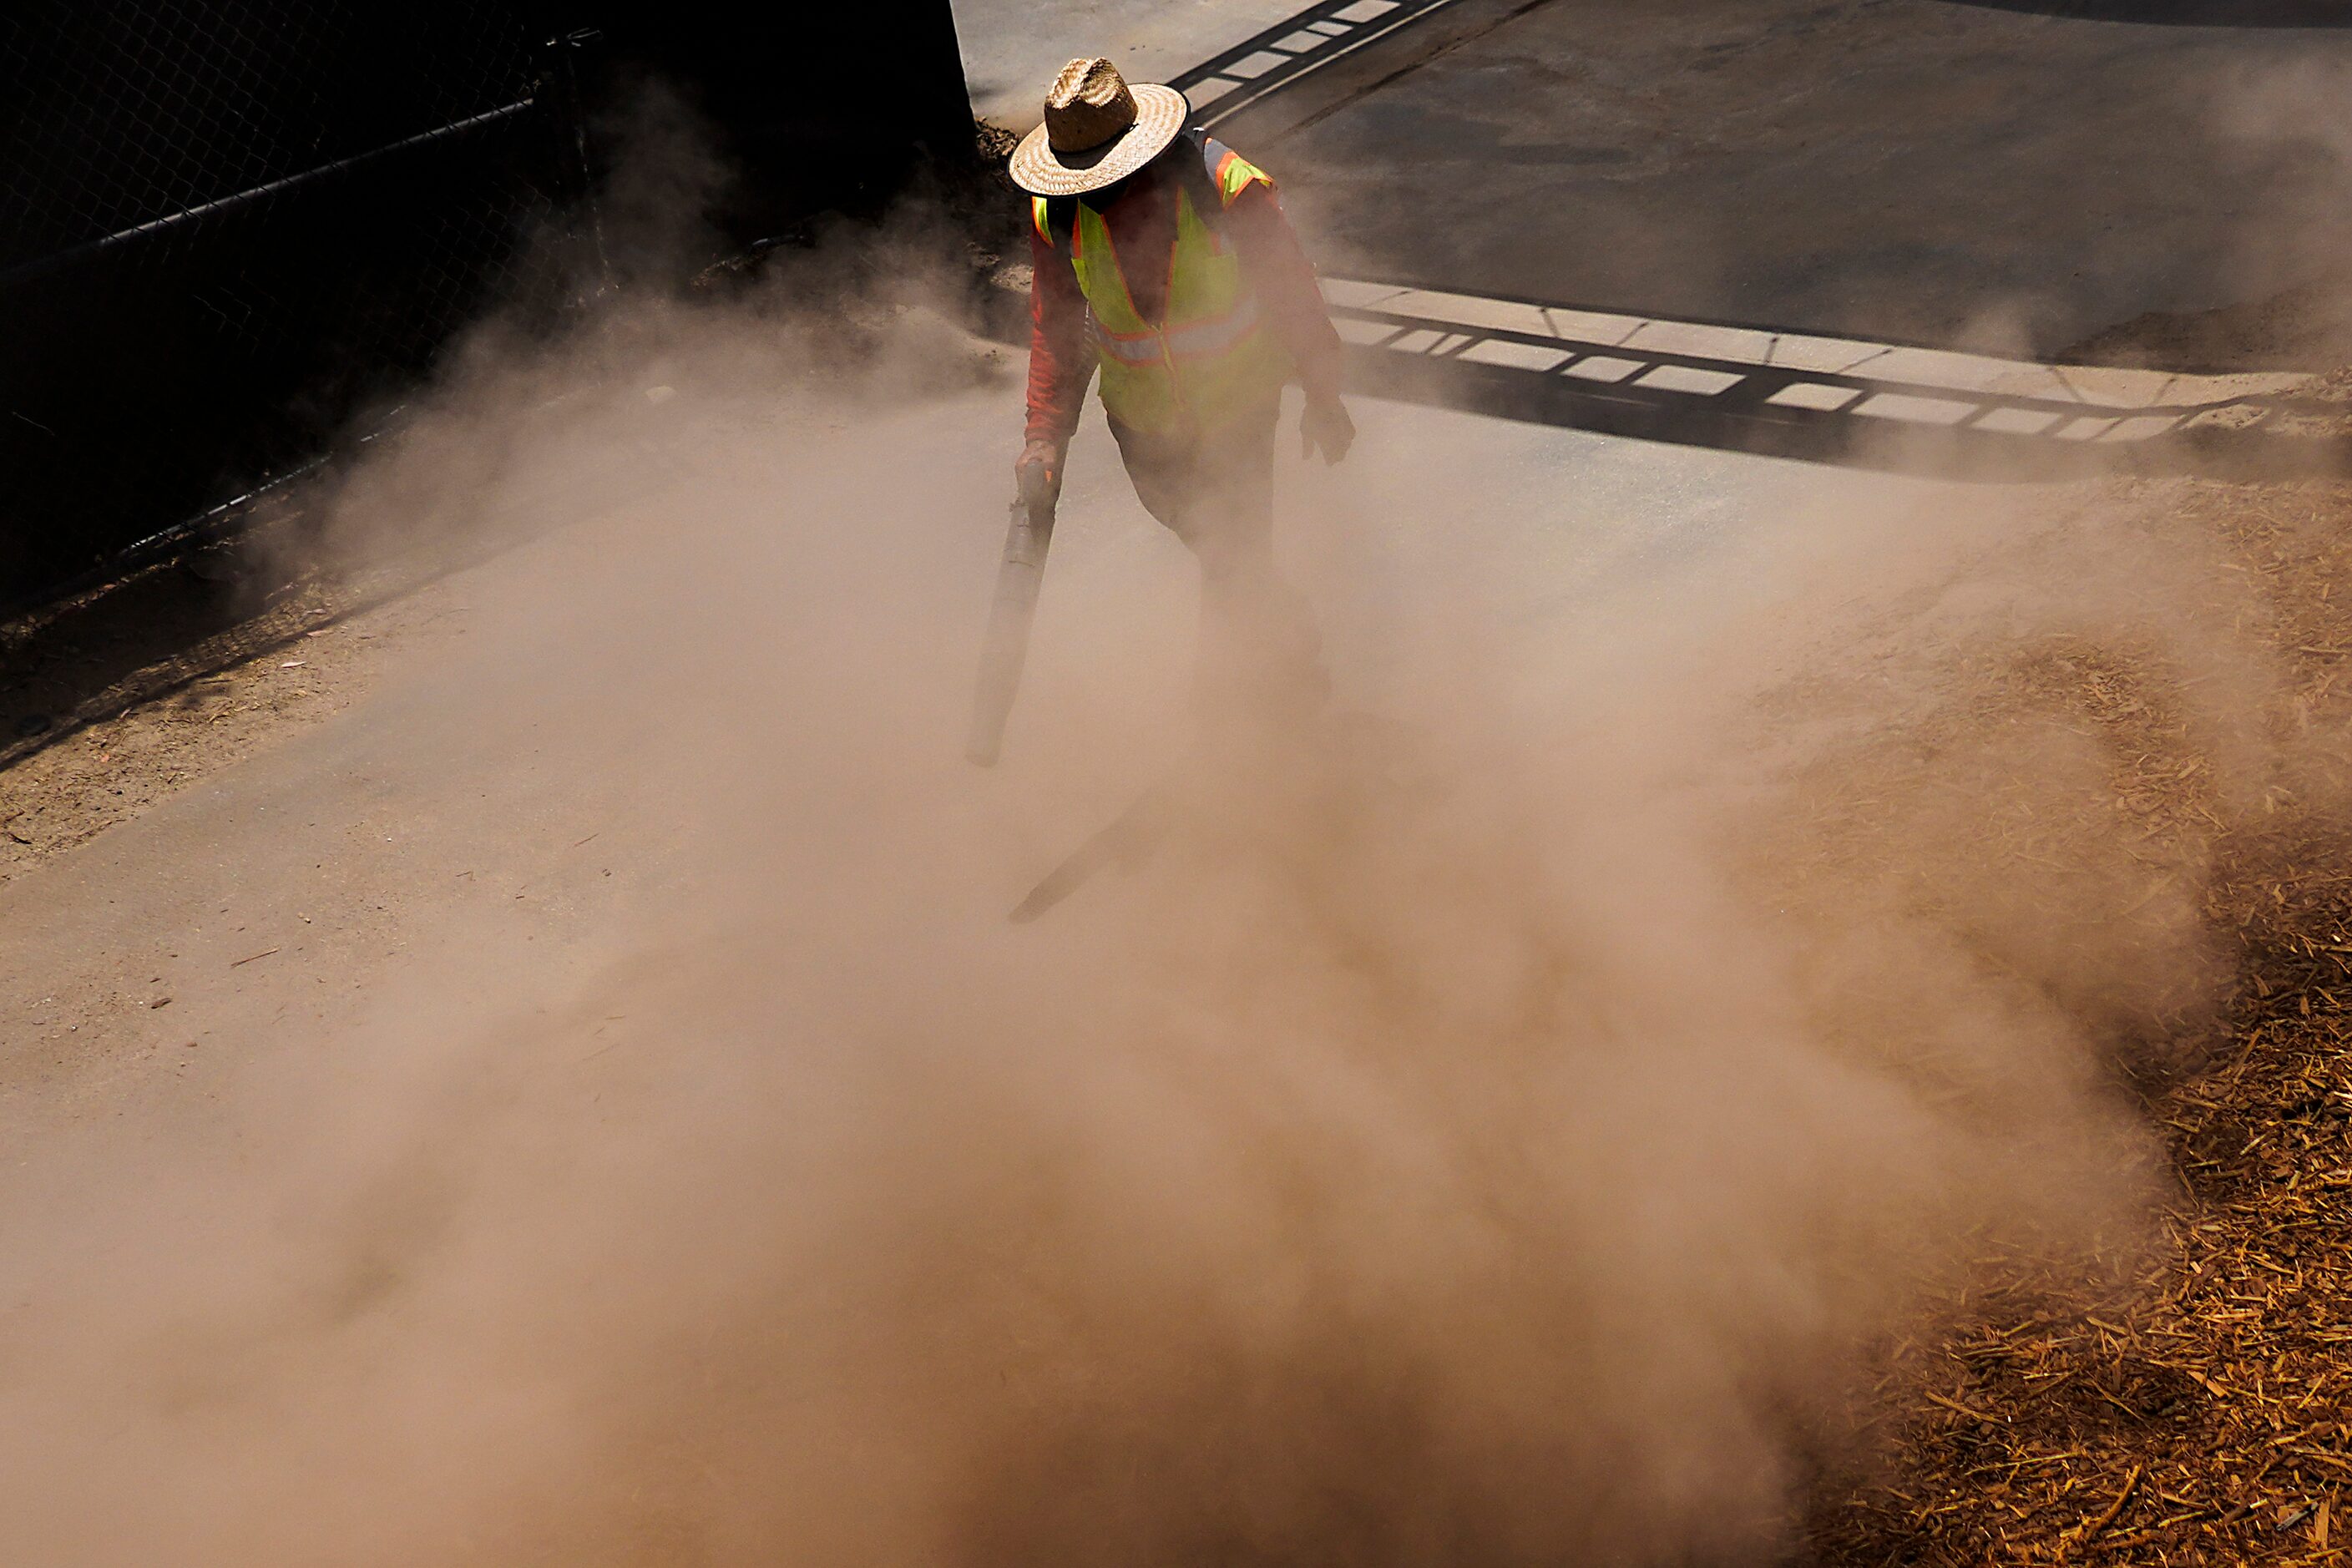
[1171,0,1466,124]
[1328,279,2352,483]
[1170,0,1552,141]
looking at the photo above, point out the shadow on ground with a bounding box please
[0,505,466,787]
[1,545,318,773]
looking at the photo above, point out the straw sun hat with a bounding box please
[1008,58,1191,197]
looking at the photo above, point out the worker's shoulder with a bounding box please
[1196,132,1277,199]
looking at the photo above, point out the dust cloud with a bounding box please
[2203,50,2352,367]
[0,154,2328,1568]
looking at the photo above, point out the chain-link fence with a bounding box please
[0,1,598,606]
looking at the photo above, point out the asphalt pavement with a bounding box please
[964,0,2352,363]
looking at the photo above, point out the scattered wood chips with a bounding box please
[1803,471,2352,1565]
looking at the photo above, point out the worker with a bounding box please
[1008,57,1354,726]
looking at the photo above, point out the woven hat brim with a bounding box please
[1008,83,1191,197]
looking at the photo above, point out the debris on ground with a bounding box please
[1804,470,2352,1565]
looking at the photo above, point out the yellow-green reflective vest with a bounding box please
[1033,141,1297,437]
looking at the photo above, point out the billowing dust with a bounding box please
[3,176,2345,1568]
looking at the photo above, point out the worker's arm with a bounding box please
[1019,220,1094,496]
[1223,182,1353,463]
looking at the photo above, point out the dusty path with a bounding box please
[0,321,1971,1123]
[7,291,2305,1564]
[3,2,2350,1560]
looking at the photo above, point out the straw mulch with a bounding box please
[1798,469,2352,1566]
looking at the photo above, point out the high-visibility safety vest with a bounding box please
[1032,135,1297,437]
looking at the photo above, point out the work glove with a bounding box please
[1014,438,1065,509]
[1300,393,1355,466]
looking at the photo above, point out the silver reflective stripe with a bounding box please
[1090,317,1165,365]
[1166,292,1262,358]
[1090,292,1263,366]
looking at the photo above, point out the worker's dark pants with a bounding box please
[1108,402,1328,731]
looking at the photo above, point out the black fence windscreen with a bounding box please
[1,2,592,604]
